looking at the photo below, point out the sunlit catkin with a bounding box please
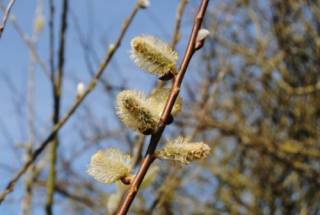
[116,90,159,134]
[156,137,211,164]
[87,148,132,184]
[130,36,178,78]
[147,88,182,117]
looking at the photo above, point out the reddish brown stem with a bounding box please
[116,1,210,214]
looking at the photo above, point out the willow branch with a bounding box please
[36,180,94,208]
[116,1,210,214]
[0,2,50,78]
[0,2,142,204]
[46,0,68,214]
[112,3,190,214]
[21,7,42,213]
[0,0,16,38]
[49,0,55,79]
[170,0,188,49]
[149,59,227,212]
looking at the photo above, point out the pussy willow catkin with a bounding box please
[131,35,178,78]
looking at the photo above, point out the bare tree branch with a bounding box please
[46,0,68,214]
[0,0,16,38]
[116,1,210,214]
[0,1,143,204]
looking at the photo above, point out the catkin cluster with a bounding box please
[131,36,178,78]
[87,33,211,186]
[87,148,132,184]
[156,136,211,164]
[116,88,182,134]
[115,35,182,134]
[116,90,158,134]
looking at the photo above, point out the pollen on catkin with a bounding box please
[130,36,178,78]
[116,90,159,134]
[156,137,211,164]
[87,148,132,184]
[147,88,182,117]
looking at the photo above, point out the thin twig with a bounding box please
[36,180,94,208]
[0,1,142,204]
[110,134,145,215]
[149,57,228,213]
[21,4,42,212]
[0,2,50,78]
[114,2,190,213]
[170,0,188,49]
[116,1,210,214]
[49,0,55,79]
[0,0,16,38]
[156,0,189,89]
[45,0,68,214]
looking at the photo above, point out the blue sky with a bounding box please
[0,0,204,214]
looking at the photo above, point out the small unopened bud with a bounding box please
[131,35,178,79]
[34,14,45,33]
[108,43,115,53]
[138,0,150,9]
[87,148,132,184]
[33,4,45,33]
[197,29,210,41]
[116,90,159,134]
[195,28,210,50]
[76,82,85,98]
[156,137,211,164]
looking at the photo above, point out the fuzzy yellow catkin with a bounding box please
[130,35,178,78]
[157,137,211,164]
[87,148,132,184]
[116,90,159,134]
[147,88,182,117]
